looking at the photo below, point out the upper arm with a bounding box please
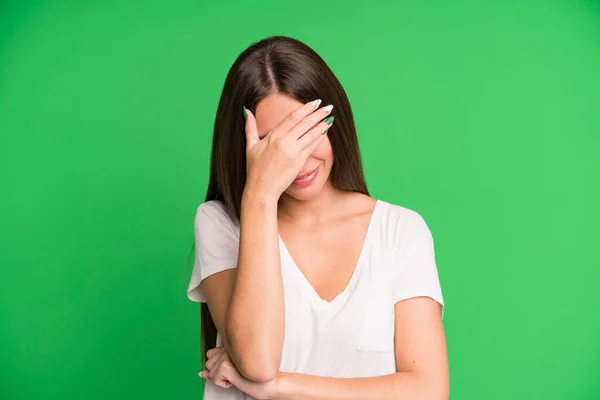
[187,202,240,302]
[187,201,240,350]
[392,212,444,310]
[201,269,236,349]
[394,297,448,397]
[392,210,448,397]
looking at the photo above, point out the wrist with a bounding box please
[242,186,279,209]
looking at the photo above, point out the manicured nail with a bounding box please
[322,105,333,113]
[242,106,247,120]
[325,116,334,125]
[323,128,328,135]
[311,99,322,108]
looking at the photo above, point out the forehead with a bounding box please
[255,93,304,138]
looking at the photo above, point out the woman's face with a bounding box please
[254,92,334,201]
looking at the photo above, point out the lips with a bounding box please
[292,165,320,187]
[295,166,319,180]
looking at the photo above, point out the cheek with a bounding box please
[309,137,333,163]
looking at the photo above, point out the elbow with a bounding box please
[424,377,449,400]
[436,373,450,400]
[232,339,280,382]
[237,361,278,383]
[403,372,448,400]
[224,332,280,383]
[412,387,448,400]
[429,389,449,400]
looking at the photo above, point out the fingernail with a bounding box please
[323,129,328,135]
[322,105,333,113]
[311,99,322,108]
[242,105,247,120]
[325,116,334,125]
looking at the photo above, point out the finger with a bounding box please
[289,104,334,141]
[208,364,219,381]
[205,354,222,371]
[298,116,334,151]
[303,133,328,158]
[206,348,217,358]
[205,349,224,371]
[206,346,224,359]
[213,363,234,388]
[214,377,232,389]
[205,357,215,371]
[244,106,260,152]
[270,99,323,139]
[208,362,229,384]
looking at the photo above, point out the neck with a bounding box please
[277,182,346,224]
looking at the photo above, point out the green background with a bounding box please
[1,0,599,399]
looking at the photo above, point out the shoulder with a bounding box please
[377,200,430,231]
[376,200,433,251]
[195,200,240,233]
[196,199,227,217]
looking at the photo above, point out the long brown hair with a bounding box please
[187,35,369,363]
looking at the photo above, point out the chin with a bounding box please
[284,179,328,201]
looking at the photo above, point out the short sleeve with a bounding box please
[393,212,445,316]
[187,201,240,303]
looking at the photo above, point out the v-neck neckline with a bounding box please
[278,199,381,308]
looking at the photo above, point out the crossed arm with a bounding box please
[203,268,448,400]
[200,197,449,399]
[271,306,448,400]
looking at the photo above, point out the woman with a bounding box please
[187,35,448,399]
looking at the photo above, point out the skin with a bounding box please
[201,94,335,382]
[199,92,449,399]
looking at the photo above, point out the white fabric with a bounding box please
[187,199,444,400]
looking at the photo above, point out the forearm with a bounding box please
[273,371,447,400]
[226,189,285,381]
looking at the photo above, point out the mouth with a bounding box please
[293,165,320,186]
[295,166,319,180]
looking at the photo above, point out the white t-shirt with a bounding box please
[187,199,444,400]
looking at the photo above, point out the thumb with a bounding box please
[243,106,259,152]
